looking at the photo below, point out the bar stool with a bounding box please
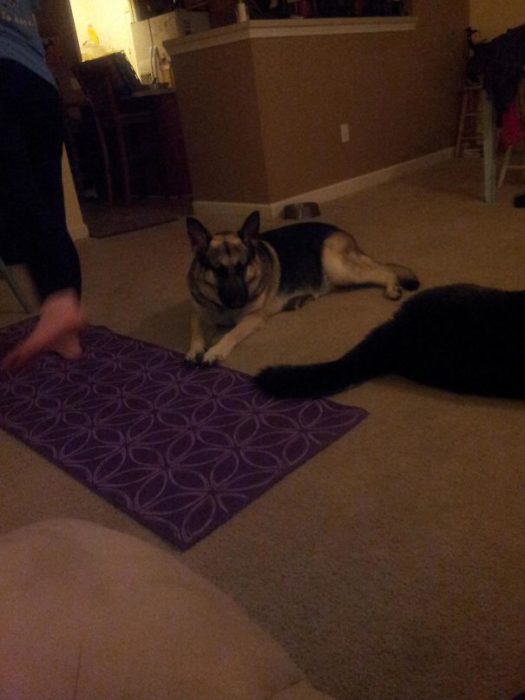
[498,80,525,188]
[455,83,483,158]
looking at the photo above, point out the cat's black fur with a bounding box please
[255,284,525,400]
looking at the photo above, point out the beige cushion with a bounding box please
[0,519,334,700]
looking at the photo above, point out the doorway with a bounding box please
[41,0,192,237]
[69,0,138,70]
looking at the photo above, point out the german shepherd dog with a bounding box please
[186,211,419,364]
[255,284,525,400]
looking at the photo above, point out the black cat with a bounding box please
[255,284,525,400]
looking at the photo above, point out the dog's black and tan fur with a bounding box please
[186,211,419,364]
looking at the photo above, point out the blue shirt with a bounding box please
[0,0,56,86]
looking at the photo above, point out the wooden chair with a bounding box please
[74,55,169,205]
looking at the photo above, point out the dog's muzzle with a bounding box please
[218,276,249,309]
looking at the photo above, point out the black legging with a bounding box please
[0,59,81,301]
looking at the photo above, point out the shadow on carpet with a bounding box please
[0,321,367,549]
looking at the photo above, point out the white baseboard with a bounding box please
[192,147,453,221]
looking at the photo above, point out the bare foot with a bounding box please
[1,289,87,371]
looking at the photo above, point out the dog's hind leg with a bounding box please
[322,233,415,300]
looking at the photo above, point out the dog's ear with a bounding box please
[238,211,260,242]
[186,217,211,252]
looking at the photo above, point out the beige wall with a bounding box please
[255,0,469,202]
[469,0,525,40]
[173,0,469,205]
[173,41,270,203]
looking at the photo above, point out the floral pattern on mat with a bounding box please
[0,321,367,549]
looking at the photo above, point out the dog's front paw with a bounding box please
[384,284,402,300]
[185,348,205,364]
[201,345,228,365]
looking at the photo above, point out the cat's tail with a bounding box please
[255,321,397,399]
[388,264,420,291]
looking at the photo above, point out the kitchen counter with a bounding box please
[165,6,466,217]
[165,15,417,55]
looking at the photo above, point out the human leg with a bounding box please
[0,60,86,369]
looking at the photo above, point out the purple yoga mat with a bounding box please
[0,321,367,549]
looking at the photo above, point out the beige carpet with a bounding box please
[1,158,524,700]
[81,197,190,238]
